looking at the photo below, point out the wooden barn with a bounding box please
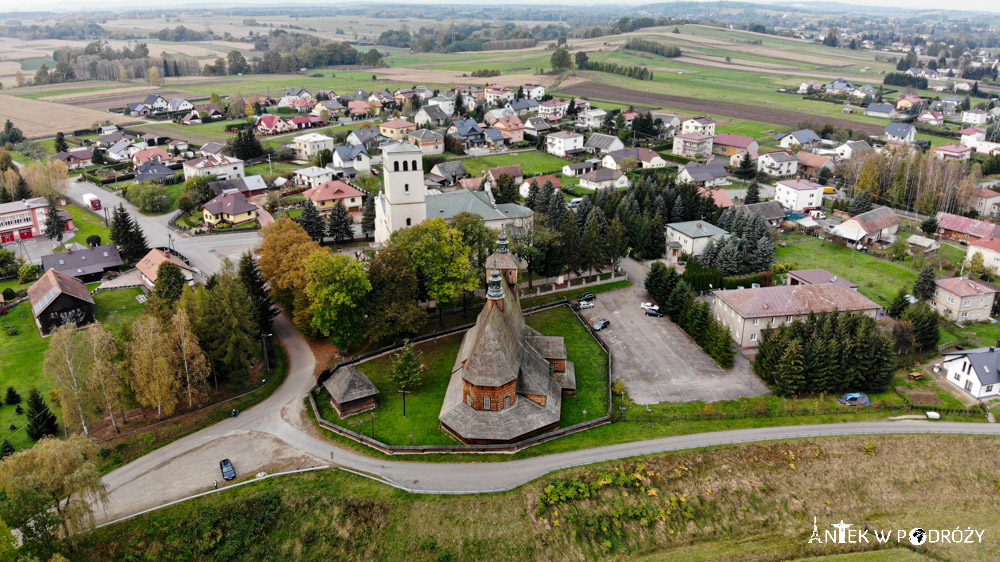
[27,269,96,335]
[322,365,379,418]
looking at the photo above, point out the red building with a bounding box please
[0,197,74,244]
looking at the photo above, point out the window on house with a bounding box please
[406,218,412,226]
[504,395,510,408]
[934,289,939,296]
[966,380,973,391]
[750,333,758,342]
[394,161,400,172]
[786,316,793,323]
[955,372,961,381]
[753,318,760,326]
[948,297,955,304]
[484,397,491,409]
[987,385,994,393]
[962,312,969,318]
[404,184,409,192]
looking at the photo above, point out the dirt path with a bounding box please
[557,81,886,136]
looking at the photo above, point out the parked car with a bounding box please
[219,458,236,480]
[836,393,871,407]
[640,302,659,311]
[578,300,595,309]
[592,319,610,331]
[644,308,663,317]
[578,292,597,302]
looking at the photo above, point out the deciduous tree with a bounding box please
[366,242,425,342]
[129,315,179,419]
[171,308,210,409]
[85,325,124,435]
[304,251,371,352]
[44,324,92,437]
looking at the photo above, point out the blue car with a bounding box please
[219,458,236,481]
[593,319,611,331]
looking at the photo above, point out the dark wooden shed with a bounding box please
[27,269,96,335]
[322,365,379,418]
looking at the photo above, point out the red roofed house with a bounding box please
[0,197,73,243]
[538,99,570,121]
[795,151,835,177]
[713,133,759,157]
[930,277,1000,323]
[970,188,1000,218]
[698,187,734,208]
[966,237,1000,269]
[936,144,973,162]
[202,191,259,227]
[520,175,561,198]
[712,284,881,348]
[256,114,294,135]
[378,119,417,140]
[348,100,381,116]
[136,249,197,291]
[289,116,323,130]
[917,110,944,126]
[131,147,174,166]
[485,165,523,188]
[302,180,365,214]
[492,116,525,143]
[936,211,1000,242]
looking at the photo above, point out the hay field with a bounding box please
[0,94,138,138]
[375,66,557,88]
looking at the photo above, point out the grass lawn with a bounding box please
[318,305,608,445]
[175,212,204,229]
[942,321,1000,351]
[457,151,567,177]
[245,161,300,176]
[0,288,146,451]
[57,205,111,251]
[775,233,918,306]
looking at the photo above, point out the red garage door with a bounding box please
[19,229,33,240]
[0,231,14,244]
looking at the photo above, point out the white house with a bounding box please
[538,99,570,121]
[425,96,455,116]
[576,109,607,130]
[414,105,450,128]
[681,117,716,136]
[546,131,585,157]
[836,140,872,160]
[650,112,681,137]
[167,98,194,112]
[584,133,625,155]
[942,347,1000,400]
[884,123,916,144]
[777,129,822,150]
[666,220,729,257]
[602,147,667,170]
[293,133,335,160]
[677,162,729,188]
[182,154,245,181]
[864,102,897,119]
[522,84,546,100]
[294,166,336,188]
[757,151,798,177]
[332,145,371,171]
[936,144,973,161]
[960,127,987,150]
[962,109,990,126]
[577,169,630,190]
[774,178,824,211]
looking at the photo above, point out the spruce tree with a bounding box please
[737,152,755,180]
[744,180,761,204]
[525,179,540,209]
[920,217,938,236]
[886,287,911,318]
[54,131,68,153]
[582,214,605,274]
[298,200,326,241]
[238,251,277,337]
[670,196,685,223]
[537,181,554,217]
[904,304,940,351]
[716,238,742,276]
[645,262,670,304]
[750,235,775,273]
[847,190,874,216]
[24,388,58,441]
[913,264,937,300]
[42,197,68,242]
[546,189,566,230]
[4,387,20,405]
[560,212,581,273]
[327,201,354,243]
[361,194,376,237]
[773,340,806,397]
[647,212,666,259]
[665,280,691,320]
[0,185,10,204]
[13,176,30,201]
[0,438,13,460]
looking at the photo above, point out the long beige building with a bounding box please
[929,277,999,323]
[711,284,881,348]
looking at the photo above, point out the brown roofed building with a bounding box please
[136,249,198,290]
[322,365,379,417]
[712,284,881,348]
[832,206,899,244]
[302,180,365,213]
[930,277,1000,324]
[935,211,1000,242]
[438,233,576,443]
[27,269,96,334]
[485,164,523,187]
[202,191,259,226]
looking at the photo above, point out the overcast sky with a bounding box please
[0,0,997,14]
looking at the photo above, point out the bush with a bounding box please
[2,322,17,336]
[1,288,15,301]
[17,263,39,283]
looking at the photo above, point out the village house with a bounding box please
[836,140,872,160]
[506,98,539,116]
[970,188,1000,218]
[930,277,999,324]
[713,133,759,157]
[493,116,525,143]
[730,150,757,167]
[256,114,295,135]
[27,269,95,335]
[484,108,515,125]
[107,141,145,162]
[519,175,561,198]
[485,165,524,188]
[699,187,734,208]
[650,112,681,137]
[603,147,667,170]
[865,102,897,119]
[407,129,445,154]
[677,162,729,188]
[135,161,177,183]
[936,144,973,162]
[966,237,1000,267]
[310,99,346,118]
[447,119,486,150]
[896,94,923,112]
[426,96,456,116]
[666,220,728,257]
[584,133,624,155]
[289,116,323,130]
[346,127,387,151]
[294,166,336,188]
[430,161,468,186]
[136,249,197,291]
[777,129,822,150]
[538,99,570,121]
[546,131,586,158]
[379,119,417,140]
[962,109,990,126]
[960,127,987,151]
[182,154,244,181]
[757,151,798,177]
[786,269,859,291]
[917,110,945,126]
[936,211,1000,242]
[522,84,546,100]
[293,133,335,160]
[822,78,855,96]
[576,109,607,131]
[681,117,716,135]
[40,244,122,282]
[797,80,823,94]
[774,178,824,211]
[302,180,365,214]
[884,123,916,144]
[795,151,835,177]
[331,145,371,172]
[414,105,450,128]
[202,191,259,227]
[52,148,93,170]
[672,133,714,159]
[562,161,598,177]
[198,142,224,156]
[484,85,515,105]
[208,176,268,198]
[735,201,786,228]
[713,284,880,347]
[942,346,1000,400]
[577,168,630,190]
[831,206,900,245]
[131,147,174,166]
[483,127,506,150]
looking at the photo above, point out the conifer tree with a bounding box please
[0,185,11,204]
[298,200,326,242]
[772,340,806,397]
[0,438,13,459]
[24,388,58,441]
[13,176,30,201]
[904,303,940,351]
[744,180,761,204]
[913,264,937,300]
[525,179,540,209]
[4,387,20,405]
[42,197,68,242]
[361,194,376,237]
[665,280,691,320]
[327,201,354,244]
[886,287,911,318]
[238,251,277,337]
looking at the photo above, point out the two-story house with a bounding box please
[673,133,714,159]
[774,178,824,211]
[546,131,585,157]
[930,277,999,324]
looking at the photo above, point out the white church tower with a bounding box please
[375,141,426,244]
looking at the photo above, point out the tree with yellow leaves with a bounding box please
[147,66,161,87]
[20,160,68,199]
[128,316,179,420]
[85,325,125,435]
[44,324,93,438]
[171,308,209,409]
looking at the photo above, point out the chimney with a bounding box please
[763,303,769,309]
[67,247,73,254]
[164,249,171,258]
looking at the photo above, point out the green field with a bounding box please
[0,288,146,451]
[457,151,567,177]
[59,205,111,251]
[775,233,918,306]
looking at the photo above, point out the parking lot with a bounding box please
[580,261,768,405]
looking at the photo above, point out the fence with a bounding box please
[517,271,626,298]
[613,403,984,424]
[310,301,615,454]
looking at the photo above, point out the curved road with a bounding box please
[97,306,1000,523]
